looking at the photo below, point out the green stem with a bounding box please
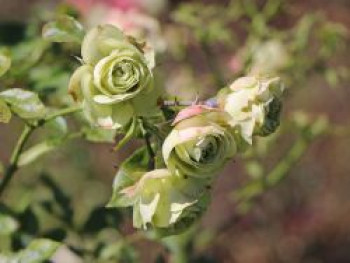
[44,105,82,123]
[0,105,82,198]
[265,136,309,187]
[0,125,34,196]
[233,122,328,203]
[139,118,156,170]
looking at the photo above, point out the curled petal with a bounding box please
[172,105,218,125]
[68,65,92,102]
[82,24,125,65]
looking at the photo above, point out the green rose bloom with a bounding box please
[120,169,208,231]
[69,24,157,129]
[218,76,284,144]
[162,105,237,181]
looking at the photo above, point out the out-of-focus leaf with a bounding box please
[10,39,49,75]
[245,161,264,179]
[18,139,62,167]
[17,208,39,236]
[82,206,121,233]
[107,147,149,208]
[325,69,339,88]
[0,88,46,120]
[0,212,18,235]
[40,174,73,224]
[0,48,11,77]
[42,15,84,43]
[99,241,138,262]
[83,126,117,143]
[42,228,67,242]
[154,254,167,263]
[44,116,68,138]
[29,65,71,95]
[13,239,61,263]
[0,99,12,123]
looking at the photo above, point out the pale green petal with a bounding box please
[82,25,125,65]
[68,65,92,102]
[139,193,160,228]
[162,125,221,164]
[229,76,257,91]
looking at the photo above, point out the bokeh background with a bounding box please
[0,0,349,262]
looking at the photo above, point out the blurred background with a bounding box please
[0,0,349,262]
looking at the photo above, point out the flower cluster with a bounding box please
[69,24,158,130]
[70,24,285,236]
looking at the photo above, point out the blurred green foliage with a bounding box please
[0,0,349,262]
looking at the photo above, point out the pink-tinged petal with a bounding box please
[172,105,218,125]
[120,184,138,198]
[177,126,215,142]
[162,126,221,163]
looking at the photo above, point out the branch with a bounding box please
[139,118,156,170]
[0,125,34,196]
[0,105,82,198]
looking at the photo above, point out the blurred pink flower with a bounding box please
[66,0,166,52]
[66,0,139,14]
[228,55,243,73]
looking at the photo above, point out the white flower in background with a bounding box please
[250,40,290,75]
[66,0,167,52]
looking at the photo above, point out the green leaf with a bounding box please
[82,206,121,234]
[100,242,138,262]
[18,139,62,167]
[0,88,46,120]
[44,116,68,139]
[0,213,18,235]
[10,39,49,76]
[0,48,11,77]
[16,239,61,263]
[40,174,73,224]
[0,239,60,263]
[107,147,149,208]
[0,99,11,123]
[42,15,84,43]
[113,117,137,151]
[83,126,117,143]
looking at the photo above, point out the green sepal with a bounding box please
[107,147,149,208]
